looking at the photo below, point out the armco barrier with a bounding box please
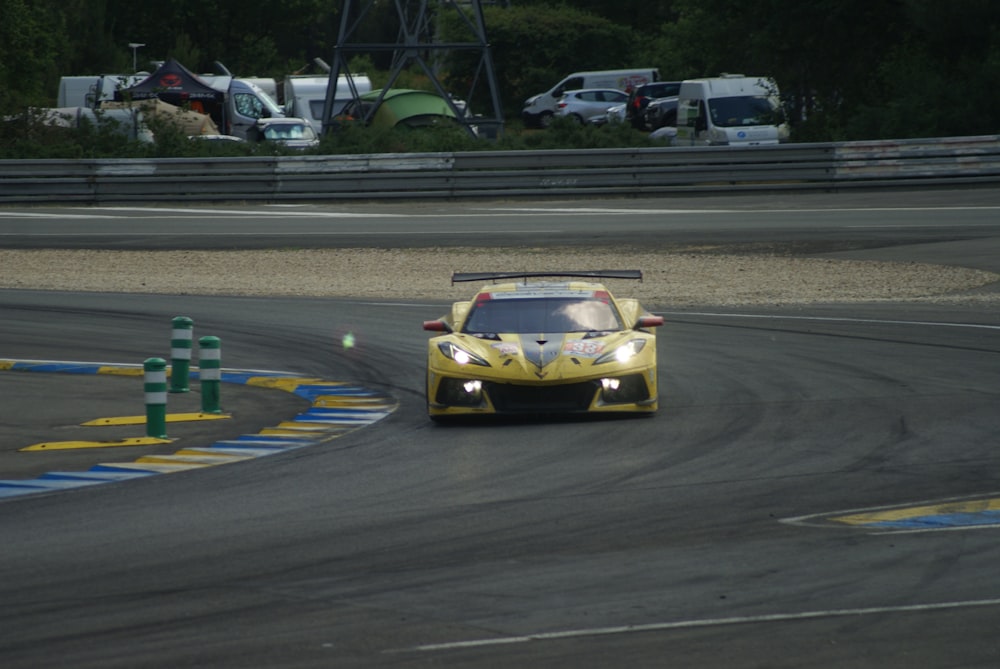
[1,135,999,204]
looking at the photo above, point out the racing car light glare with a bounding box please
[438,341,490,366]
[436,377,485,406]
[595,339,646,365]
[601,378,621,391]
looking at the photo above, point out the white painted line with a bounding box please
[660,311,1000,331]
[0,212,106,218]
[403,597,1000,652]
[78,206,405,217]
[494,207,743,214]
[492,205,1000,214]
[0,230,560,236]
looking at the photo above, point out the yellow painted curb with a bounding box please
[260,422,352,434]
[21,437,173,451]
[312,396,395,408]
[81,412,231,426]
[245,376,329,392]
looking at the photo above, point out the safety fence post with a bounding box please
[170,316,194,393]
[143,357,168,438]
[198,336,223,414]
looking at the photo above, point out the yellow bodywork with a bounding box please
[425,279,662,419]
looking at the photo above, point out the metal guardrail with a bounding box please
[2,135,999,204]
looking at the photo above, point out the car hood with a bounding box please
[450,331,643,377]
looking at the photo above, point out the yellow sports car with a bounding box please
[422,270,664,420]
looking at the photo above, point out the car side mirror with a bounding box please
[635,315,664,329]
[423,320,453,332]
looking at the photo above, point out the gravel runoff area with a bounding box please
[1,247,998,307]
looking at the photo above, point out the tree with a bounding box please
[849,0,1000,139]
[442,3,634,118]
[0,0,67,111]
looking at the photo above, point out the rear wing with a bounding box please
[452,270,643,284]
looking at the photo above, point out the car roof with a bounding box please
[561,88,627,95]
[636,81,682,91]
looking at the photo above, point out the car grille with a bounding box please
[484,380,599,413]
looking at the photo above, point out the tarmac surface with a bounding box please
[0,362,396,497]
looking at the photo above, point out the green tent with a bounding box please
[357,89,458,129]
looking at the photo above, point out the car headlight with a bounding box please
[594,339,646,365]
[708,126,729,145]
[438,341,491,367]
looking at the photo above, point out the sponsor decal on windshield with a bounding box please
[490,289,587,300]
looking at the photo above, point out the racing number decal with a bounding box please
[563,340,605,357]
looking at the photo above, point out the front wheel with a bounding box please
[538,111,554,129]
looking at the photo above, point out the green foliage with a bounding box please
[845,1,1000,140]
[4,0,1000,152]
[0,108,151,159]
[440,4,635,119]
[0,0,66,111]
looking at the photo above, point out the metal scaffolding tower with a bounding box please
[322,0,505,139]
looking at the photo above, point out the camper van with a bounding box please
[58,74,148,108]
[57,76,100,108]
[283,74,373,131]
[522,68,659,128]
[674,74,789,146]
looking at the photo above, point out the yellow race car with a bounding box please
[423,270,664,420]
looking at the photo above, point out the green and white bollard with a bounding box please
[170,316,194,393]
[198,336,223,414]
[144,357,168,439]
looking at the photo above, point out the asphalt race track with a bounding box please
[2,189,1000,668]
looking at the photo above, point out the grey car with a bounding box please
[643,96,679,131]
[554,88,629,125]
[626,81,681,129]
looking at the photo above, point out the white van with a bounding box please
[522,68,659,128]
[674,74,789,146]
[283,74,373,130]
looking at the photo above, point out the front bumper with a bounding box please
[427,370,658,417]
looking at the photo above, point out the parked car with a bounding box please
[554,88,628,125]
[247,117,319,149]
[605,102,627,125]
[522,68,658,128]
[643,96,679,131]
[625,81,681,129]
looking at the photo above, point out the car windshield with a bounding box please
[263,123,316,140]
[707,95,781,127]
[462,296,623,334]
